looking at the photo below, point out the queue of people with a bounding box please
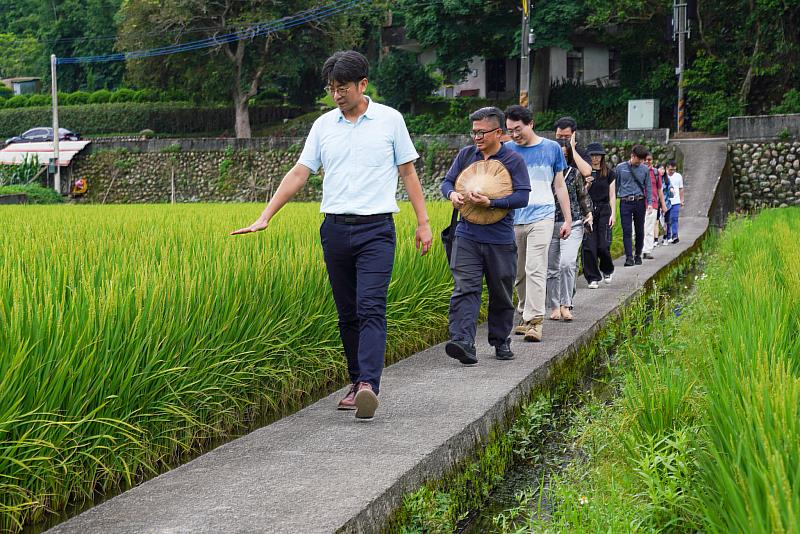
[232,50,685,421]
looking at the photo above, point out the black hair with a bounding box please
[667,160,677,168]
[321,51,369,85]
[469,106,505,130]
[504,104,533,125]
[554,116,578,132]
[631,144,649,159]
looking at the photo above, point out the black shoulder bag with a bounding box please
[441,208,458,264]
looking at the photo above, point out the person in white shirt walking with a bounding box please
[664,161,684,244]
[231,51,433,421]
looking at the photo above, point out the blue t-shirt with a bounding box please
[506,138,567,225]
[440,144,531,245]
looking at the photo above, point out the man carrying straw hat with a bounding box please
[440,107,530,365]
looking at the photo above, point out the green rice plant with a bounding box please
[0,202,454,532]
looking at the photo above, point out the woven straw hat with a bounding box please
[454,159,514,224]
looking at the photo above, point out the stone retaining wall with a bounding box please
[73,139,675,204]
[729,141,800,210]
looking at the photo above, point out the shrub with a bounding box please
[132,88,160,103]
[25,94,50,107]
[0,102,302,137]
[0,184,63,203]
[88,89,112,104]
[5,95,28,108]
[0,85,12,99]
[64,91,91,105]
[771,88,800,114]
[688,91,742,134]
[109,88,136,103]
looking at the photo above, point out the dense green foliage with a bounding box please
[373,49,438,113]
[0,155,39,186]
[490,209,800,532]
[0,88,191,109]
[0,184,64,203]
[0,202,454,532]
[0,102,300,137]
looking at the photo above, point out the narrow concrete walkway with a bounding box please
[47,140,729,534]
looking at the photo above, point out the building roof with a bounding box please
[0,140,92,167]
[1,77,42,83]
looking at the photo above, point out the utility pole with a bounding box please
[519,0,530,109]
[50,54,61,194]
[673,1,691,133]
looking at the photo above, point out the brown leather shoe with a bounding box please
[354,382,379,420]
[337,383,357,411]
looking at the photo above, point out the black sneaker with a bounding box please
[634,256,643,265]
[445,340,478,365]
[495,342,514,361]
[672,237,680,244]
[643,252,654,259]
[624,257,635,267]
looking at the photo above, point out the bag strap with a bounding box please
[447,207,458,240]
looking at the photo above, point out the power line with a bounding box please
[57,0,372,65]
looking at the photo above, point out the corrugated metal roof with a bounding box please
[0,140,92,167]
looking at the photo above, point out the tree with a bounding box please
[0,0,124,91]
[372,49,437,113]
[116,0,378,138]
[395,0,586,84]
[0,33,44,78]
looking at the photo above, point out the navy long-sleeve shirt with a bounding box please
[440,143,531,244]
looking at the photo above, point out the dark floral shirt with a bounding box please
[553,165,592,223]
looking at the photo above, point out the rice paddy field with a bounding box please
[491,208,800,533]
[0,202,457,532]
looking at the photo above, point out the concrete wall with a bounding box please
[583,46,609,85]
[729,113,800,141]
[72,135,673,204]
[452,57,485,97]
[548,48,567,83]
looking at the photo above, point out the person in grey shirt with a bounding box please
[614,144,651,266]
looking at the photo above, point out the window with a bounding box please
[566,48,584,83]
[485,58,506,95]
[608,49,621,82]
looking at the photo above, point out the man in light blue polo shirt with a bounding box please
[232,51,433,421]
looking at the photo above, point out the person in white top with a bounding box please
[232,51,433,421]
[665,161,684,244]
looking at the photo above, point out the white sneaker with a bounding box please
[603,273,613,284]
[588,280,600,289]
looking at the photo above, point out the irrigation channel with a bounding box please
[451,238,710,533]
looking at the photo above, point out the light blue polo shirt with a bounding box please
[298,97,419,215]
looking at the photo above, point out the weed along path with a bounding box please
[45,141,728,534]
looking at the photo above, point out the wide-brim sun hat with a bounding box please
[455,160,513,225]
[586,142,606,156]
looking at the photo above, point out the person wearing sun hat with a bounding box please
[581,142,616,289]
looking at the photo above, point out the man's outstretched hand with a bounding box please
[230,220,268,235]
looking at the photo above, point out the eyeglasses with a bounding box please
[325,84,353,96]
[470,127,500,140]
[507,126,526,136]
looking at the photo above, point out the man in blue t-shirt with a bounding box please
[504,105,572,343]
[440,107,531,364]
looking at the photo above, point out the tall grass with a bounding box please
[493,208,800,532]
[0,202,453,532]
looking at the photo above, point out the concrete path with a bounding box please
[47,140,729,534]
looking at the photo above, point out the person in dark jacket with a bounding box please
[440,107,531,364]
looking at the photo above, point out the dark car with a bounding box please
[4,127,81,145]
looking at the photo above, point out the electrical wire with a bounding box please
[57,0,372,65]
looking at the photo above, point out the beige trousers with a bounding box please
[643,207,657,254]
[514,218,555,322]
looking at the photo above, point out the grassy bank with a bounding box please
[0,202,453,532]
[493,208,800,532]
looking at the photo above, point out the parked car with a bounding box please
[4,127,81,145]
